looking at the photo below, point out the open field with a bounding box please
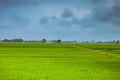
[0,43,120,80]
[76,44,120,56]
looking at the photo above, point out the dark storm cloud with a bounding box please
[92,0,120,25]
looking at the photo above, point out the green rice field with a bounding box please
[0,42,120,80]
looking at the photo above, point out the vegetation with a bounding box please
[57,39,62,43]
[0,43,120,80]
[41,38,47,43]
[1,38,120,44]
[75,44,120,56]
[2,39,23,42]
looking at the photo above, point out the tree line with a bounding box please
[0,38,120,44]
[1,38,62,43]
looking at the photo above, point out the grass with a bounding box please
[0,42,120,80]
[75,44,120,56]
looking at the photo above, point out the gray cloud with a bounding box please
[92,0,109,3]
[40,9,81,27]
[92,0,120,25]
[0,0,39,6]
[0,14,30,29]
[61,9,74,18]
[0,0,92,8]
[11,14,30,25]
[40,16,49,25]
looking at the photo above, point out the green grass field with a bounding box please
[0,43,120,80]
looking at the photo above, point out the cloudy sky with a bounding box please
[0,0,120,41]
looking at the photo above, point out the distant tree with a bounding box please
[57,39,62,43]
[13,39,23,42]
[2,38,24,42]
[3,39,9,42]
[41,38,47,43]
[116,40,120,44]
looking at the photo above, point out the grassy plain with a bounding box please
[0,43,120,80]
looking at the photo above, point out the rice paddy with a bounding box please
[0,42,120,80]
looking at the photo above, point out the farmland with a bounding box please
[0,42,120,80]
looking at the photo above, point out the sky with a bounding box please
[0,0,120,41]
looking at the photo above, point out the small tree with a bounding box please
[57,39,62,44]
[116,40,120,44]
[41,38,47,43]
[3,39,9,42]
[13,39,23,42]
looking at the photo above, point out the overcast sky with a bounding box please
[0,0,120,41]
